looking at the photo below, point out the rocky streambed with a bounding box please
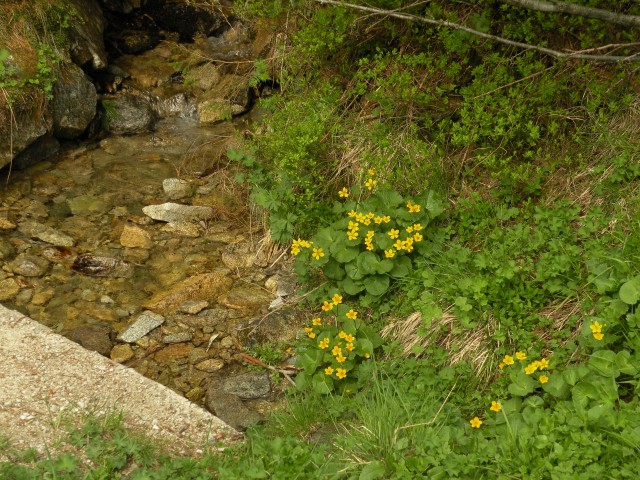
[0,116,303,430]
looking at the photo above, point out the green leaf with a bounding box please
[389,256,412,278]
[357,252,379,275]
[332,244,359,263]
[376,259,394,274]
[615,350,637,375]
[572,381,598,410]
[345,261,366,280]
[312,372,333,395]
[359,461,386,480]
[341,276,365,295]
[298,349,323,375]
[365,275,390,296]
[542,373,569,399]
[508,371,536,396]
[588,350,619,378]
[562,365,590,386]
[323,258,346,281]
[619,275,640,305]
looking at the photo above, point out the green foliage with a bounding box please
[292,179,444,305]
[295,299,383,394]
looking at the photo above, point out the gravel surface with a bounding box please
[0,304,240,458]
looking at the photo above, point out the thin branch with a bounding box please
[500,0,640,28]
[313,0,640,62]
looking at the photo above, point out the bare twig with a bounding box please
[313,0,640,62]
[500,0,640,28]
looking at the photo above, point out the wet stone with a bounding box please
[161,222,200,238]
[142,203,214,223]
[188,347,211,364]
[18,221,75,247]
[162,178,194,200]
[223,371,271,399]
[204,388,261,432]
[162,332,193,344]
[195,358,225,372]
[154,343,192,362]
[0,239,15,260]
[66,323,114,357]
[178,300,209,314]
[218,285,274,314]
[119,224,153,249]
[110,344,135,363]
[185,386,206,402]
[10,255,50,277]
[0,217,17,230]
[72,255,134,278]
[118,310,165,343]
[31,289,54,306]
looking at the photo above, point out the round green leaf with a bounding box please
[619,275,640,305]
[365,275,390,296]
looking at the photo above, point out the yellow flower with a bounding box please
[365,242,374,251]
[490,401,502,413]
[346,309,358,319]
[403,238,414,252]
[336,368,347,379]
[364,352,370,359]
[348,210,357,217]
[346,343,355,351]
[394,239,404,250]
[291,245,301,255]
[362,218,371,226]
[515,351,527,361]
[412,223,423,231]
[406,201,421,213]
[312,248,324,260]
[338,187,349,198]
[388,229,400,239]
[367,168,376,176]
[319,338,330,349]
[324,366,334,375]
[366,230,375,238]
[347,230,359,240]
[308,332,316,339]
[322,301,334,312]
[336,354,347,363]
[593,332,604,341]
[539,374,549,384]
[300,240,312,248]
[332,345,342,356]
[406,226,414,233]
[590,321,603,334]
[502,355,514,366]
[356,213,366,223]
[344,333,355,343]
[385,249,396,258]
[304,327,313,333]
[365,178,377,190]
[382,216,391,223]
[332,294,343,305]
[538,358,549,370]
[338,331,347,339]
[525,362,540,375]
[312,317,322,326]
[374,216,383,224]
[413,232,423,242]
[348,221,359,230]
[470,417,483,428]
[366,212,375,219]
[498,362,505,369]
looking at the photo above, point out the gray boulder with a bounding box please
[52,63,97,139]
[102,93,156,135]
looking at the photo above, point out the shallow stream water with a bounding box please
[0,114,292,422]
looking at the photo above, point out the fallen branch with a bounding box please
[500,0,640,28]
[241,353,299,386]
[313,0,640,62]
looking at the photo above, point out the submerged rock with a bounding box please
[118,310,165,343]
[142,203,214,223]
[19,221,75,247]
[142,271,233,313]
[10,255,50,277]
[66,322,114,356]
[71,255,134,278]
[119,224,153,249]
[0,278,21,301]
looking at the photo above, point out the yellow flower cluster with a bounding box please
[364,230,375,251]
[499,351,550,384]
[406,200,421,213]
[590,320,604,341]
[290,238,313,256]
[365,169,377,191]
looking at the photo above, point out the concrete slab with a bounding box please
[0,304,239,456]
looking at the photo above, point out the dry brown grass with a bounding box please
[382,299,584,380]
